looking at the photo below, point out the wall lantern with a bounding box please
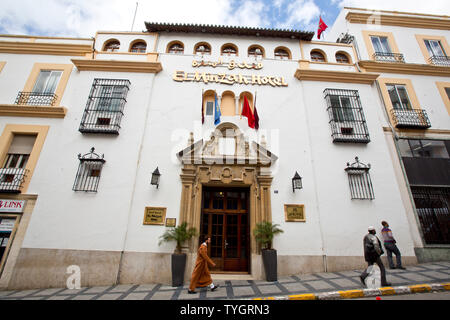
[292,171,302,192]
[151,167,161,188]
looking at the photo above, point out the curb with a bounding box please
[253,282,450,300]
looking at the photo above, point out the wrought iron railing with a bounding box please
[14,92,58,106]
[345,157,374,200]
[411,186,450,245]
[373,52,405,63]
[324,89,370,143]
[0,168,28,193]
[428,55,450,67]
[79,79,130,134]
[73,148,106,192]
[390,108,431,129]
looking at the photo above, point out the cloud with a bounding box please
[276,0,320,31]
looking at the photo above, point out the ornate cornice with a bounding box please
[359,60,450,76]
[71,58,162,73]
[0,104,67,118]
[294,68,379,84]
[0,41,92,56]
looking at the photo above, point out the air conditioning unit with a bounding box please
[0,168,26,192]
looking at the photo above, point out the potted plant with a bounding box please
[253,221,284,281]
[159,222,197,287]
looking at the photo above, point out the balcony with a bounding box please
[428,55,450,67]
[373,52,405,63]
[0,168,28,193]
[15,91,58,106]
[390,108,431,129]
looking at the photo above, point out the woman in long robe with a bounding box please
[188,237,218,293]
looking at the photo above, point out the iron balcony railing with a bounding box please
[15,91,58,106]
[345,157,374,200]
[0,168,29,193]
[428,55,450,67]
[324,89,370,143]
[373,52,405,63]
[73,148,106,192]
[390,108,431,129]
[79,79,131,135]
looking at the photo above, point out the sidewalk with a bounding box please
[0,261,449,300]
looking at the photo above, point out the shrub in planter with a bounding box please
[253,221,283,281]
[159,222,197,287]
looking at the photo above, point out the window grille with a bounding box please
[324,89,370,143]
[72,147,106,192]
[79,79,130,134]
[345,157,374,200]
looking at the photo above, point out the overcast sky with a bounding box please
[0,0,449,40]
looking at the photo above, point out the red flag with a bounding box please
[317,16,328,39]
[254,93,259,130]
[241,95,255,128]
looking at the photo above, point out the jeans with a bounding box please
[360,257,389,286]
[384,242,402,268]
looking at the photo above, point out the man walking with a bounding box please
[360,226,391,287]
[381,221,406,270]
[188,236,219,294]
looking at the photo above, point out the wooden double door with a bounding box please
[201,187,249,272]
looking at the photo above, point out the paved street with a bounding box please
[0,261,449,300]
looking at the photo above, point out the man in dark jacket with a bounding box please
[360,226,391,287]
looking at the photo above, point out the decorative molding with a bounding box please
[71,58,162,73]
[0,104,67,118]
[0,61,5,72]
[345,12,450,30]
[0,41,92,56]
[294,68,379,84]
[359,60,450,76]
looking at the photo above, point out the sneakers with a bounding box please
[211,285,219,291]
[187,290,197,294]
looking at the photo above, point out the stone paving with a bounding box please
[0,261,449,300]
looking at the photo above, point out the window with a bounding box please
[206,101,214,115]
[371,36,391,54]
[310,50,325,62]
[0,135,35,193]
[335,52,350,64]
[274,47,290,60]
[104,40,120,52]
[398,139,449,158]
[79,79,131,134]
[324,89,370,143]
[221,44,238,56]
[32,70,62,94]
[16,70,62,106]
[168,42,184,54]
[424,39,446,57]
[73,147,105,192]
[130,41,147,53]
[345,157,374,200]
[248,46,264,58]
[194,43,211,55]
[387,84,412,110]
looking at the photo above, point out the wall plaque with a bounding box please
[284,204,305,222]
[143,207,167,225]
[165,218,176,227]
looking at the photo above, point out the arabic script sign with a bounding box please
[173,71,288,87]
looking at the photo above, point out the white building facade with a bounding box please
[0,7,447,290]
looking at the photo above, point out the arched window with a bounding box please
[194,42,211,55]
[220,91,236,116]
[130,40,147,53]
[336,52,351,64]
[167,41,184,54]
[103,39,120,52]
[248,45,264,58]
[311,50,326,62]
[221,44,238,56]
[203,90,215,117]
[274,47,291,60]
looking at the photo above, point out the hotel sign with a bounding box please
[0,199,26,213]
[284,204,305,222]
[143,207,167,225]
[172,59,288,87]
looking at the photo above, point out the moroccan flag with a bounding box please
[317,16,328,39]
[254,93,259,130]
[201,90,204,124]
[241,95,255,128]
[214,91,221,125]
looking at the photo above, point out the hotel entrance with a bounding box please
[200,187,250,273]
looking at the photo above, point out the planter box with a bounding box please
[171,253,187,287]
[262,249,277,282]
